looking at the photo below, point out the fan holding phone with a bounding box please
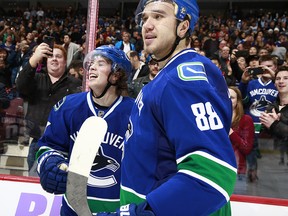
[16,39,82,175]
[238,55,278,182]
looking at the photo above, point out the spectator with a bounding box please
[191,37,201,50]
[128,58,159,98]
[258,47,269,57]
[238,54,279,182]
[36,46,134,215]
[11,40,31,86]
[264,40,287,60]
[127,50,149,81]
[114,30,135,54]
[36,7,45,20]
[16,43,82,174]
[210,56,221,69]
[249,46,258,56]
[246,55,260,68]
[0,33,17,65]
[72,41,86,61]
[260,66,288,166]
[228,86,254,194]
[254,33,265,49]
[218,45,236,85]
[62,33,81,68]
[0,48,12,87]
[26,32,37,52]
[0,82,10,154]
[203,29,219,58]
[68,59,84,81]
[131,29,144,53]
[0,82,10,109]
[214,39,228,58]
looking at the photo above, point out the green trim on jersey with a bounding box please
[178,152,237,197]
[88,198,120,213]
[120,186,146,206]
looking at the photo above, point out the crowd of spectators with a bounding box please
[0,6,286,90]
[0,5,287,182]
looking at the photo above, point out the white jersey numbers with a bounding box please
[191,102,223,131]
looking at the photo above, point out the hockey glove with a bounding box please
[37,151,68,194]
[97,201,155,216]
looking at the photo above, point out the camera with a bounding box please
[43,36,55,56]
[248,67,264,76]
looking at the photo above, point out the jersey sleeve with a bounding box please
[146,67,237,215]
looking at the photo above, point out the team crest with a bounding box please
[53,96,66,111]
[250,95,271,117]
[88,146,120,188]
[177,62,208,82]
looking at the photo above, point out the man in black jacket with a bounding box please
[16,43,81,174]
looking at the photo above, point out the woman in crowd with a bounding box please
[228,86,254,193]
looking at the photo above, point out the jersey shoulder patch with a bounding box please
[53,96,66,111]
[177,62,208,82]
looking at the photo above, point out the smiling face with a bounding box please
[141,1,178,59]
[88,56,112,94]
[275,70,288,94]
[47,48,67,79]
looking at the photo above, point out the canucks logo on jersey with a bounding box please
[88,146,120,188]
[53,96,67,111]
[249,95,272,117]
[177,62,208,82]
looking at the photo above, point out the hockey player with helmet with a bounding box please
[36,0,237,215]
[97,0,237,216]
[36,45,134,215]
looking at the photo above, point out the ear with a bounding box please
[109,71,121,84]
[177,20,190,38]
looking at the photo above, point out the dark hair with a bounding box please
[259,55,277,66]
[102,56,128,96]
[275,66,288,77]
[69,60,83,71]
[128,51,140,60]
[210,57,220,64]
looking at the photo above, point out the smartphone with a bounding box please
[248,67,264,76]
[43,36,55,56]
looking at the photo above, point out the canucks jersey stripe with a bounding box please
[120,185,146,205]
[177,62,208,82]
[177,151,237,200]
[87,197,120,213]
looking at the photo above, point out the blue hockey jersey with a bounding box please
[37,91,134,215]
[120,49,237,215]
[239,78,278,133]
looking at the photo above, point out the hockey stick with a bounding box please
[66,116,108,216]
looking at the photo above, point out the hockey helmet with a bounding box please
[135,0,199,32]
[83,45,132,76]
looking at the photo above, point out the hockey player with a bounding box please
[36,45,134,215]
[97,0,237,216]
